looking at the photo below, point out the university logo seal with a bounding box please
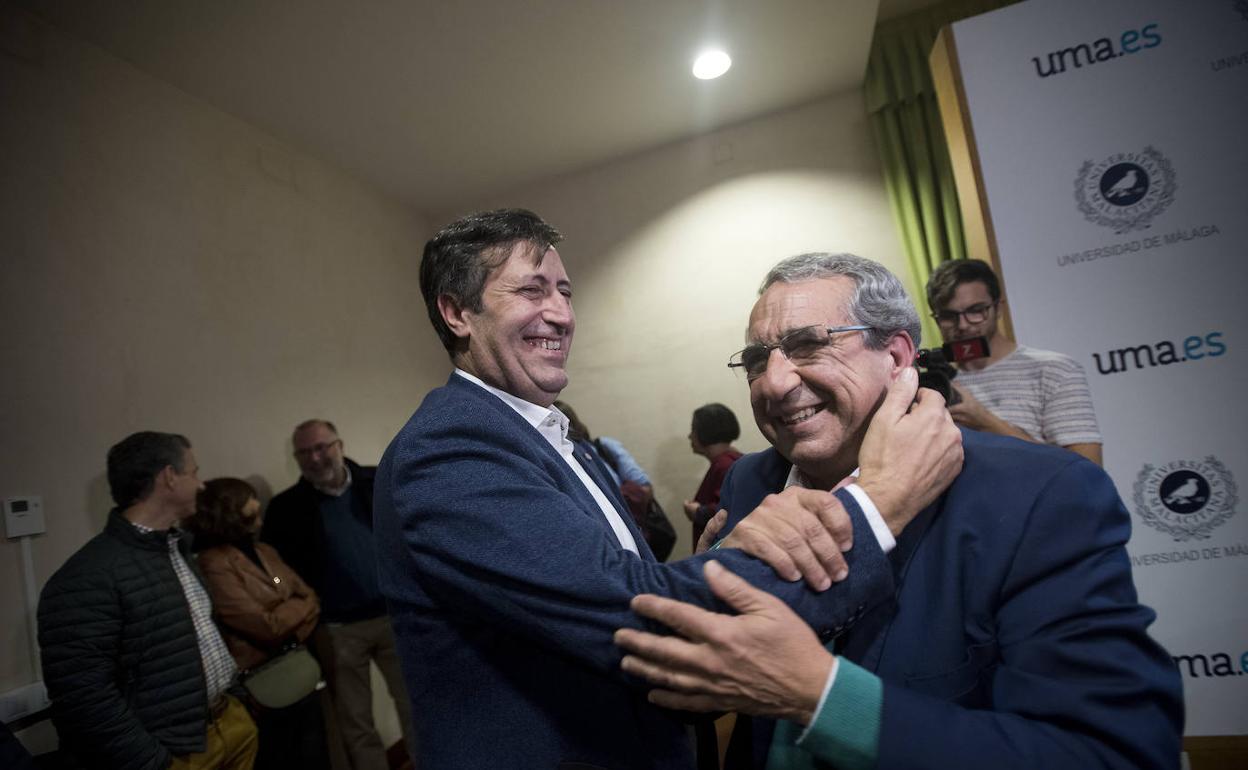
[1075,146,1176,233]
[1132,457,1237,541]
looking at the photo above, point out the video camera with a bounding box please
[914,337,990,406]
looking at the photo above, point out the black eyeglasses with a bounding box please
[933,302,996,327]
[728,324,872,381]
[294,439,341,460]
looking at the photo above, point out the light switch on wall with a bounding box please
[4,496,45,538]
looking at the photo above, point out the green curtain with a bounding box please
[865,0,1019,346]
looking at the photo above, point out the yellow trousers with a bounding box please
[168,695,258,770]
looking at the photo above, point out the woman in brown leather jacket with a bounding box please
[190,478,328,770]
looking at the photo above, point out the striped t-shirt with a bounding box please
[955,345,1102,447]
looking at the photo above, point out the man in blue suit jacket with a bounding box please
[373,211,963,769]
[615,253,1184,769]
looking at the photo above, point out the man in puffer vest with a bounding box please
[38,431,258,770]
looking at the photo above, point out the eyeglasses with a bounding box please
[933,302,996,327]
[294,439,341,460]
[728,324,872,381]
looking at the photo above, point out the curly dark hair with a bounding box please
[188,477,258,549]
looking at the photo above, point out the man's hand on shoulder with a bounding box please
[719,487,852,592]
[857,368,963,536]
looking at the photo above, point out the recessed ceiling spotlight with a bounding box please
[692,50,732,80]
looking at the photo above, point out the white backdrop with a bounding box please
[948,0,1248,735]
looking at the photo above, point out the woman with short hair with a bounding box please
[683,403,743,546]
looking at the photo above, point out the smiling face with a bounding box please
[293,422,346,489]
[747,277,910,488]
[448,242,574,407]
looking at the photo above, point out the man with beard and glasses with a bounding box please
[262,420,415,770]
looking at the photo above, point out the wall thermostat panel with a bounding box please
[4,496,45,537]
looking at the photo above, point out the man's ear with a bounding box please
[885,331,917,377]
[437,294,473,341]
[156,465,177,492]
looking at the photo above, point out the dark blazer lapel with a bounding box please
[447,375,653,557]
[838,494,947,671]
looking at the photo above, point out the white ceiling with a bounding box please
[18,0,940,213]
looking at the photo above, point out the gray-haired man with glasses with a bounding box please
[926,259,1102,465]
[262,419,416,770]
[614,252,1180,770]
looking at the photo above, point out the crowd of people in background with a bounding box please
[31,419,421,769]
[31,402,738,770]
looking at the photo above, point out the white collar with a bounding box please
[784,463,860,491]
[454,368,567,436]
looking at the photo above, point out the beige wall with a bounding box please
[448,91,909,559]
[0,7,443,706]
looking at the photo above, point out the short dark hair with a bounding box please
[106,432,191,508]
[692,403,740,445]
[188,477,258,549]
[925,259,1001,312]
[420,208,563,355]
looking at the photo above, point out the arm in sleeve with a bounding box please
[37,568,171,770]
[375,431,894,680]
[597,436,652,487]
[802,460,1183,770]
[275,552,321,644]
[199,552,320,648]
[1040,358,1102,447]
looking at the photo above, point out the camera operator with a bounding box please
[926,259,1102,465]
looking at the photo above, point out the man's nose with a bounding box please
[752,347,800,401]
[542,292,574,329]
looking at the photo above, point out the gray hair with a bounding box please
[760,253,921,349]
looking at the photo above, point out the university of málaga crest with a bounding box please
[1132,457,1237,541]
[1074,146,1176,234]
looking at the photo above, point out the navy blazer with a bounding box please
[373,375,896,769]
[720,430,1184,770]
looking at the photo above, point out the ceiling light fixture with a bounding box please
[692,50,731,80]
